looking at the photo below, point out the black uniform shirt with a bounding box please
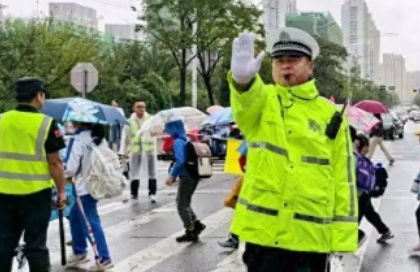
[15,105,66,154]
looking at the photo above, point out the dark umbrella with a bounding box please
[42,97,128,125]
[353,100,389,114]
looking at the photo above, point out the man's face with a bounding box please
[111,100,118,107]
[133,101,146,116]
[272,55,314,86]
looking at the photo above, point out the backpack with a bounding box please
[86,143,127,200]
[184,141,212,179]
[355,153,376,192]
[370,163,388,198]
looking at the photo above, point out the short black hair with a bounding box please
[355,133,370,151]
[14,77,47,103]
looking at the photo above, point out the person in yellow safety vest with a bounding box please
[228,28,358,271]
[0,77,67,272]
[119,100,158,203]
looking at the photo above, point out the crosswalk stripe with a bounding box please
[112,208,233,271]
[12,202,179,272]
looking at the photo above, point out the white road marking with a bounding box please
[112,208,233,271]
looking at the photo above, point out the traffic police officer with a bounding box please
[0,77,67,272]
[229,28,358,271]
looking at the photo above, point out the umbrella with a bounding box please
[42,97,128,125]
[137,107,207,138]
[202,107,233,126]
[206,105,224,115]
[353,100,389,114]
[335,104,380,132]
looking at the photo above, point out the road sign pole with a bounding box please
[83,69,88,98]
[71,62,98,97]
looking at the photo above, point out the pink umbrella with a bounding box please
[333,103,380,132]
[353,100,389,114]
[206,105,224,115]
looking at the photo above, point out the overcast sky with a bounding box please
[4,0,420,70]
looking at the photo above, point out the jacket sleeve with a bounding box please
[119,125,130,155]
[64,137,84,178]
[228,72,268,137]
[331,118,358,252]
[169,139,186,178]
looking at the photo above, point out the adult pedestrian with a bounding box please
[0,77,67,272]
[109,100,125,152]
[368,113,394,165]
[120,100,158,203]
[228,28,358,271]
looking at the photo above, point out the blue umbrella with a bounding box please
[202,107,233,126]
[42,97,128,125]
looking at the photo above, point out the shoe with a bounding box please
[194,220,206,235]
[377,231,394,244]
[131,195,138,200]
[66,240,72,246]
[389,159,395,166]
[89,260,114,271]
[358,230,368,247]
[218,237,239,249]
[149,194,157,204]
[66,254,89,267]
[176,229,198,243]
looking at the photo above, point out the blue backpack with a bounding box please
[355,152,376,192]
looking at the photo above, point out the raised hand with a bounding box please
[231,31,265,84]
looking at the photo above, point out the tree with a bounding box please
[195,1,264,105]
[137,0,264,106]
[312,36,348,100]
[0,18,101,109]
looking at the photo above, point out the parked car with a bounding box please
[382,112,404,140]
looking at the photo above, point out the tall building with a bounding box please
[286,12,343,45]
[380,54,406,102]
[262,0,297,32]
[341,0,380,81]
[405,71,420,103]
[105,24,135,41]
[49,3,98,29]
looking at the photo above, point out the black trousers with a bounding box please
[0,189,52,272]
[176,175,199,228]
[130,179,157,196]
[243,243,329,272]
[358,192,389,234]
[415,204,420,237]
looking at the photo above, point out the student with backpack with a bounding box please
[353,132,393,246]
[64,122,114,271]
[164,117,208,242]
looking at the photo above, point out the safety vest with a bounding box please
[129,114,155,154]
[0,110,54,195]
[228,73,358,253]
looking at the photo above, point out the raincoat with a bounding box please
[228,73,358,253]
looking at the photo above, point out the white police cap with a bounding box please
[266,27,320,60]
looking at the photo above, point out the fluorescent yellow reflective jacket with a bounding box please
[0,110,54,195]
[229,72,358,253]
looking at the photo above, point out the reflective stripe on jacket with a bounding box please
[0,110,54,195]
[228,72,358,253]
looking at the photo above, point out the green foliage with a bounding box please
[0,16,399,116]
[137,0,264,106]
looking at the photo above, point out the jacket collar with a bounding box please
[276,79,319,103]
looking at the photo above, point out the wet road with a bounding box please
[11,127,410,272]
[360,121,420,272]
